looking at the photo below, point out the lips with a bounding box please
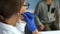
[20,15,24,20]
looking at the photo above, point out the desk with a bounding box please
[39,30,60,34]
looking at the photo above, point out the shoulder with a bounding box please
[0,29,14,34]
[37,1,44,6]
[53,0,59,7]
[0,28,8,34]
[0,26,11,34]
[53,0,59,4]
[36,1,44,8]
[0,30,9,34]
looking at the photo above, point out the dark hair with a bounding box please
[0,0,25,22]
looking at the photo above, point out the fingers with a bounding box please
[22,13,28,21]
[24,12,34,19]
[22,12,34,21]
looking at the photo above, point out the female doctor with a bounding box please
[0,0,39,34]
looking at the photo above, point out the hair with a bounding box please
[0,0,25,22]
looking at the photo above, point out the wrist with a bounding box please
[27,23,37,32]
[32,29,39,34]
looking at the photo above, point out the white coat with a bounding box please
[0,21,26,34]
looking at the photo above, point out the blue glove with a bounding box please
[22,12,36,32]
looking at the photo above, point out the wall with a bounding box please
[26,0,60,13]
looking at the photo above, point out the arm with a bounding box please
[22,12,39,34]
[34,1,43,25]
[34,2,44,30]
[32,29,39,34]
[55,1,59,24]
[54,0,60,29]
[35,15,42,25]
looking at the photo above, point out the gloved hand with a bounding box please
[22,12,36,32]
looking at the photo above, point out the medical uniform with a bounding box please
[0,21,26,34]
[0,12,37,34]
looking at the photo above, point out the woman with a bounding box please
[0,0,39,34]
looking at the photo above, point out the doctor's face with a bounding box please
[19,2,26,20]
[19,2,30,20]
[20,2,26,13]
[20,2,29,14]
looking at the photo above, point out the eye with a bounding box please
[23,2,30,9]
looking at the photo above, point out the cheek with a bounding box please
[22,7,26,11]
[20,7,26,13]
[16,13,20,20]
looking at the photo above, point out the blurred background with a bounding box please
[26,0,60,31]
[26,0,60,13]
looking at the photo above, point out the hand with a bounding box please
[22,12,36,32]
[40,24,44,30]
